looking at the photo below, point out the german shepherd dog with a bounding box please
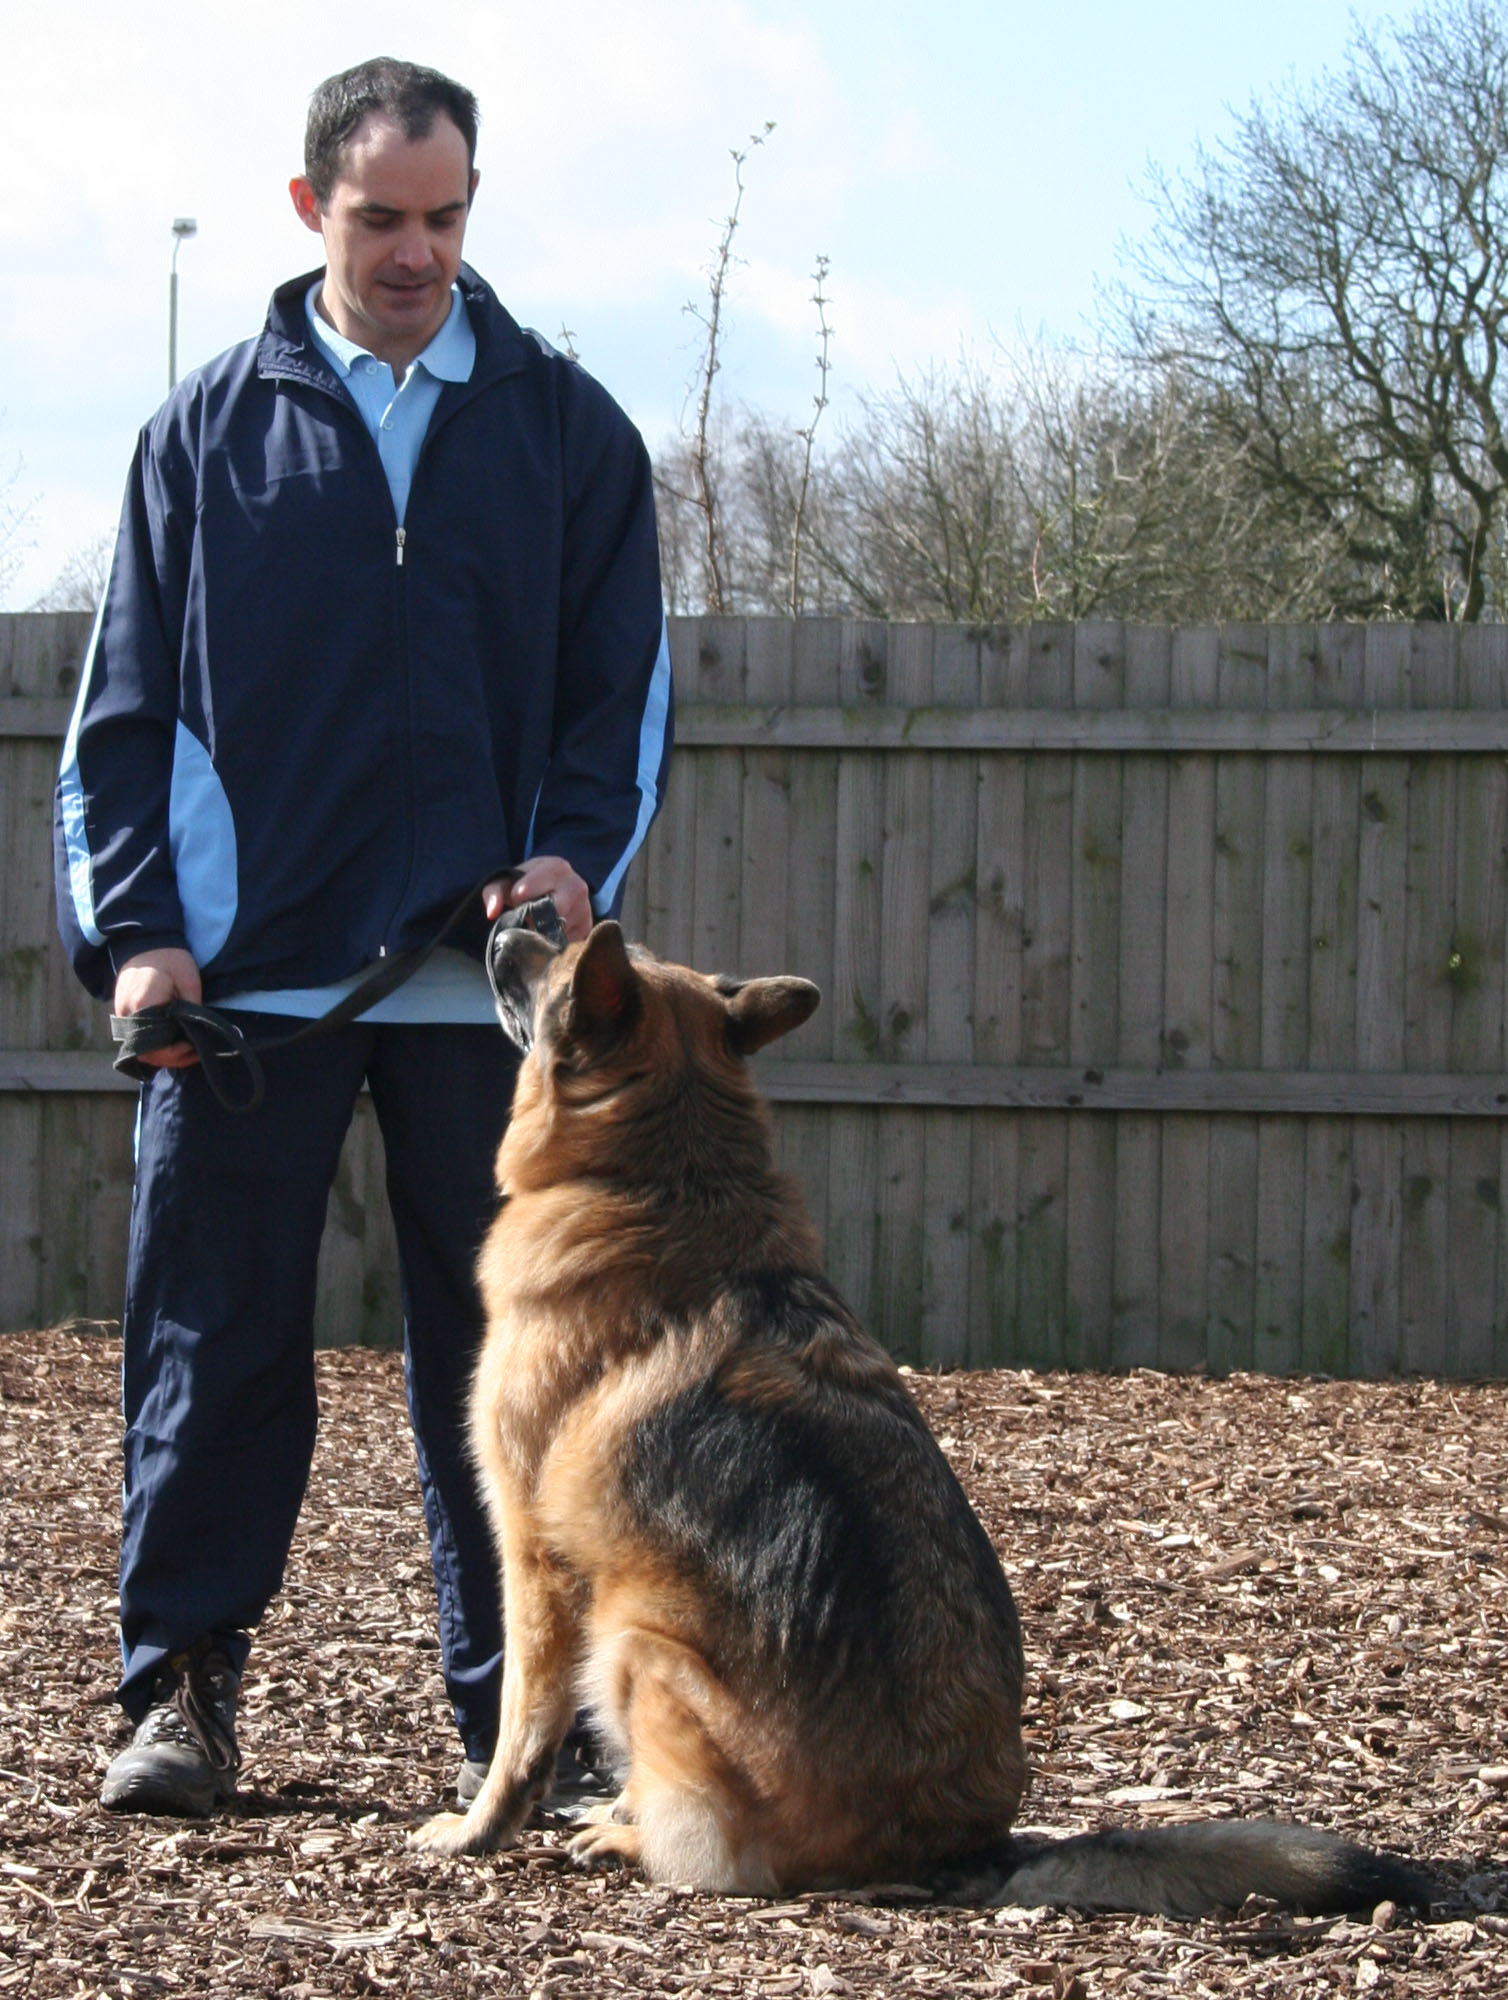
[412,924,1433,1917]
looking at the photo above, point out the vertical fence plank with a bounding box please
[692,619,746,979]
[12,617,102,1056]
[1450,630,1508,1375]
[1111,626,1171,1367]
[1302,625,1365,1375]
[85,1097,136,1328]
[784,617,843,1037]
[5,617,117,1333]
[38,1096,92,1321]
[874,626,934,1360]
[921,628,980,1367]
[1253,627,1317,1375]
[1397,627,1457,1374]
[737,619,795,981]
[1,710,53,1329]
[740,620,802,1240]
[3,742,54,1054]
[1016,625,1075,1366]
[0,1099,43,1328]
[826,623,889,1329]
[360,1097,403,1346]
[616,859,648,939]
[771,617,844,1245]
[1159,627,1218,1369]
[1065,622,1124,1368]
[969,630,1029,1364]
[315,1114,372,1350]
[1351,626,1412,1375]
[1209,624,1267,1374]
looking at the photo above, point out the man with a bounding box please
[53,57,673,1816]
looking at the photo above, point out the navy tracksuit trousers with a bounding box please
[119,1018,519,1763]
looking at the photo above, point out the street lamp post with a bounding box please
[169,218,198,390]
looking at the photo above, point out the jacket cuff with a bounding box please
[106,931,193,978]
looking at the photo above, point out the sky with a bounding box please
[3,0,1408,605]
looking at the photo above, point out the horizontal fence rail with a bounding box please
[675,704,1508,754]
[17,696,1508,753]
[6,612,1508,1378]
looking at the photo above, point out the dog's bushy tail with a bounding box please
[975,1820,1435,1919]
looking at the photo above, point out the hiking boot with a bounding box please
[101,1641,241,1816]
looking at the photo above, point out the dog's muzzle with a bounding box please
[486,896,567,1052]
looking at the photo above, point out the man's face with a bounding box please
[289,112,477,370]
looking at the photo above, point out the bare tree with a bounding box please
[1119,0,1508,620]
[654,425,728,616]
[1005,346,1362,623]
[806,358,1036,622]
[30,531,115,614]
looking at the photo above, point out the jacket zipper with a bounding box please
[389,515,416,951]
[299,378,415,954]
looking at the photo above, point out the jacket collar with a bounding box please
[257,263,532,395]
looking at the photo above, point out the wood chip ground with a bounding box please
[2,1329,1505,1997]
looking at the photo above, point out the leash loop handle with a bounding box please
[111,1002,266,1112]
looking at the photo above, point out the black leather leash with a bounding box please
[110,875,567,1113]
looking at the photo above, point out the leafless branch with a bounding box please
[684,122,774,616]
[788,255,832,616]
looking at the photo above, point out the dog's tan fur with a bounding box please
[412,924,1027,1888]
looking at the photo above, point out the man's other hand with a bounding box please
[482,859,592,944]
[113,949,204,1068]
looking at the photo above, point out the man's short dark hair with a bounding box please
[305,58,480,205]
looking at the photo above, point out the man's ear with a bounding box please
[289,178,325,234]
[568,922,640,1041]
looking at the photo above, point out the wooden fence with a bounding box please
[5,612,1508,1377]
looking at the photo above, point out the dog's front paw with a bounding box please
[568,1819,643,1872]
[410,1809,504,1858]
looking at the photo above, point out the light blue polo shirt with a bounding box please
[303,280,475,523]
[217,283,498,1025]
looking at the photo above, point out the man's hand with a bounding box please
[483,858,592,944]
[113,948,204,1068]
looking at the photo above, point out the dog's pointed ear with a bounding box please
[725,977,821,1057]
[568,921,640,1041]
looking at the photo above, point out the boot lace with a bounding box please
[140,1650,239,1773]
